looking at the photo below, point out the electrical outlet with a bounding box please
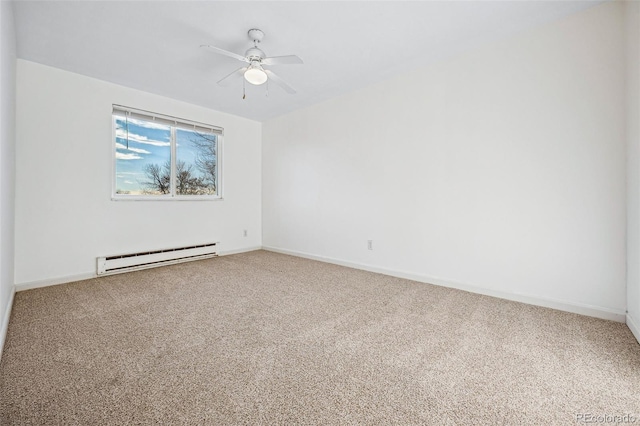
[243,229,248,237]
[367,240,373,250]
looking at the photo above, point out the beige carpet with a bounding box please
[1,250,639,425]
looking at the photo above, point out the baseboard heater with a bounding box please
[97,242,219,276]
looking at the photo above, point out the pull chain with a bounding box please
[243,78,246,100]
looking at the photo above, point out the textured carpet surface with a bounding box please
[1,250,639,425]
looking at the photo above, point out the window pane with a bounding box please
[175,129,218,196]
[115,116,171,195]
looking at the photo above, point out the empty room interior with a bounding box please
[1,0,640,423]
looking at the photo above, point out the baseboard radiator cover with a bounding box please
[97,242,218,276]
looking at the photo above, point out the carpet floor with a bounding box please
[1,250,639,425]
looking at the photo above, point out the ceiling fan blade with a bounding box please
[217,67,247,86]
[262,55,303,66]
[264,70,297,94]
[200,45,248,63]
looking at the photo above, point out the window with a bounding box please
[112,105,222,200]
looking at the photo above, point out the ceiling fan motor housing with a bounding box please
[245,47,266,61]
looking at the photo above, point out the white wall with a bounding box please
[263,1,627,321]
[626,0,640,342]
[0,0,17,354]
[15,60,262,287]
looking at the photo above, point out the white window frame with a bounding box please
[111,105,224,201]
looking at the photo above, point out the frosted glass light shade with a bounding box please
[244,67,268,85]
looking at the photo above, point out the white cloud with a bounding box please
[116,152,142,160]
[132,118,171,130]
[124,180,134,184]
[115,142,151,154]
[115,129,170,147]
[129,147,151,154]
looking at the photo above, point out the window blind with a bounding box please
[112,105,223,135]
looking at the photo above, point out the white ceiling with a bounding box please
[13,0,603,122]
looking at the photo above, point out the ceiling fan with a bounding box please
[201,29,303,94]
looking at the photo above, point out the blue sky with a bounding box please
[114,117,212,194]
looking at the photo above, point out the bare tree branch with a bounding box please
[141,132,218,196]
[191,133,217,193]
[142,162,170,194]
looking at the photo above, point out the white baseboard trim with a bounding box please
[263,246,626,323]
[218,246,262,256]
[0,286,16,361]
[12,246,626,324]
[14,246,263,292]
[15,273,97,292]
[627,314,640,345]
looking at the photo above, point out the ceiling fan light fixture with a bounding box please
[203,28,301,93]
[244,65,268,85]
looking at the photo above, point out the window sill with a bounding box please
[111,196,224,202]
